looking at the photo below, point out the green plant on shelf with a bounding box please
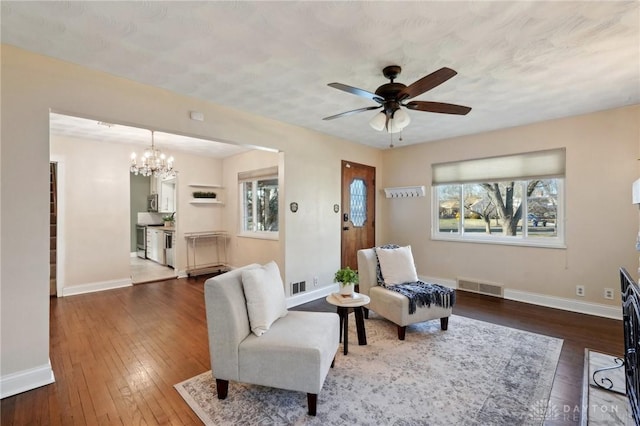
[192,191,217,199]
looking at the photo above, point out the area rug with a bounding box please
[175,314,563,425]
[581,349,633,425]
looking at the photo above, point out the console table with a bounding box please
[184,231,228,277]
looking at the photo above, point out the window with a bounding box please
[432,149,565,248]
[239,167,279,238]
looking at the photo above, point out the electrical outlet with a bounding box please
[576,285,585,297]
[603,288,614,300]
[313,277,318,287]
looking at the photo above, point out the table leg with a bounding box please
[342,307,349,355]
[354,307,367,345]
[337,307,344,343]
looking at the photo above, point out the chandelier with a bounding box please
[130,130,175,178]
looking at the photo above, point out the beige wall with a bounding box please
[1,45,381,392]
[50,136,132,290]
[381,105,640,307]
[222,149,283,272]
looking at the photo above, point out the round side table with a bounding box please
[326,292,370,355]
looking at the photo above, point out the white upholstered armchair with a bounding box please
[357,246,455,340]
[204,262,340,416]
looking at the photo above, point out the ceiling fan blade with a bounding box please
[405,101,471,115]
[327,83,384,103]
[399,67,458,100]
[322,105,382,121]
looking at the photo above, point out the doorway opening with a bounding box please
[50,162,57,297]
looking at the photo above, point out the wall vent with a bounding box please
[457,278,503,298]
[290,281,306,295]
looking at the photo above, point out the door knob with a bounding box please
[343,227,349,231]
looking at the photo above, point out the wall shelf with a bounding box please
[189,199,223,205]
[189,183,223,188]
[384,185,426,198]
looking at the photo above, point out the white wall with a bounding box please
[381,105,640,314]
[0,45,381,396]
[172,151,225,275]
[50,133,249,288]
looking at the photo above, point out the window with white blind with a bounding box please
[239,166,279,239]
[432,148,565,248]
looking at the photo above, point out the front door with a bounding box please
[341,160,375,270]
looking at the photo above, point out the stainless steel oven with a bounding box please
[136,225,146,258]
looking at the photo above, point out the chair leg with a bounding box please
[440,317,449,330]
[331,356,335,368]
[397,325,406,340]
[215,379,229,399]
[307,393,317,416]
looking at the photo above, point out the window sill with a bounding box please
[237,232,279,241]
[432,233,566,249]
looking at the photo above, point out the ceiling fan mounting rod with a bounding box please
[382,65,402,82]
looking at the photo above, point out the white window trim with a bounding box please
[238,174,279,240]
[431,179,565,249]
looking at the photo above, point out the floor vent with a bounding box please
[457,278,503,298]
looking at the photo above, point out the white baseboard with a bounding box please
[0,360,55,399]
[420,275,622,320]
[62,278,132,297]
[420,275,457,289]
[504,289,622,320]
[286,284,339,308]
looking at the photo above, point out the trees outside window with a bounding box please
[435,179,562,247]
[241,175,279,237]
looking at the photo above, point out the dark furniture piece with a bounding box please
[326,293,369,355]
[620,267,639,425]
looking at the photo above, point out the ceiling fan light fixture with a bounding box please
[394,108,411,128]
[369,111,386,131]
[386,108,411,134]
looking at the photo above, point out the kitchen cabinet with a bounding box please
[150,177,176,213]
[146,227,165,264]
[159,178,176,213]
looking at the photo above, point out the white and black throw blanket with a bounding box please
[388,281,456,315]
[375,244,456,314]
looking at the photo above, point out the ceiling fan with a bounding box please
[323,65,471,134]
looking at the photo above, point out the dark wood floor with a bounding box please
[1,277,623,425]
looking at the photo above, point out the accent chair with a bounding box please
[204,262,340,416]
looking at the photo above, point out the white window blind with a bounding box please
[238,166,278,182]
[432,148,566,185]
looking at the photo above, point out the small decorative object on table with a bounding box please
[334,266,358,296]
[330,292,363,304]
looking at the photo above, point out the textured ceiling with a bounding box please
[2,1,639,152]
